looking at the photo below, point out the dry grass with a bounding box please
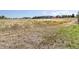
[0,18,76,49]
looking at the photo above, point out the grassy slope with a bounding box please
[57,24,79,48]
[39,24,79,49]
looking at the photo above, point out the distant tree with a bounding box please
[56,15,62,18]
[1,16,5,19]
[71,14,75,18]
[0,15,6,19]
[32,16,38,19]
[22,17,31,19]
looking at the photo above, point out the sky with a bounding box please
[0,10,78,18]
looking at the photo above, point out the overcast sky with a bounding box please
[0,10,78,18]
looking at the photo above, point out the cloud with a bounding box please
[42,10,78,16]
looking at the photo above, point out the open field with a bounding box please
[0,18,77,49]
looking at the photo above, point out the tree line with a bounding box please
[0,13,77,19]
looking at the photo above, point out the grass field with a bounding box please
[0,18,78,49]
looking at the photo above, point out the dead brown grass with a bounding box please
[0,18,76,49]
